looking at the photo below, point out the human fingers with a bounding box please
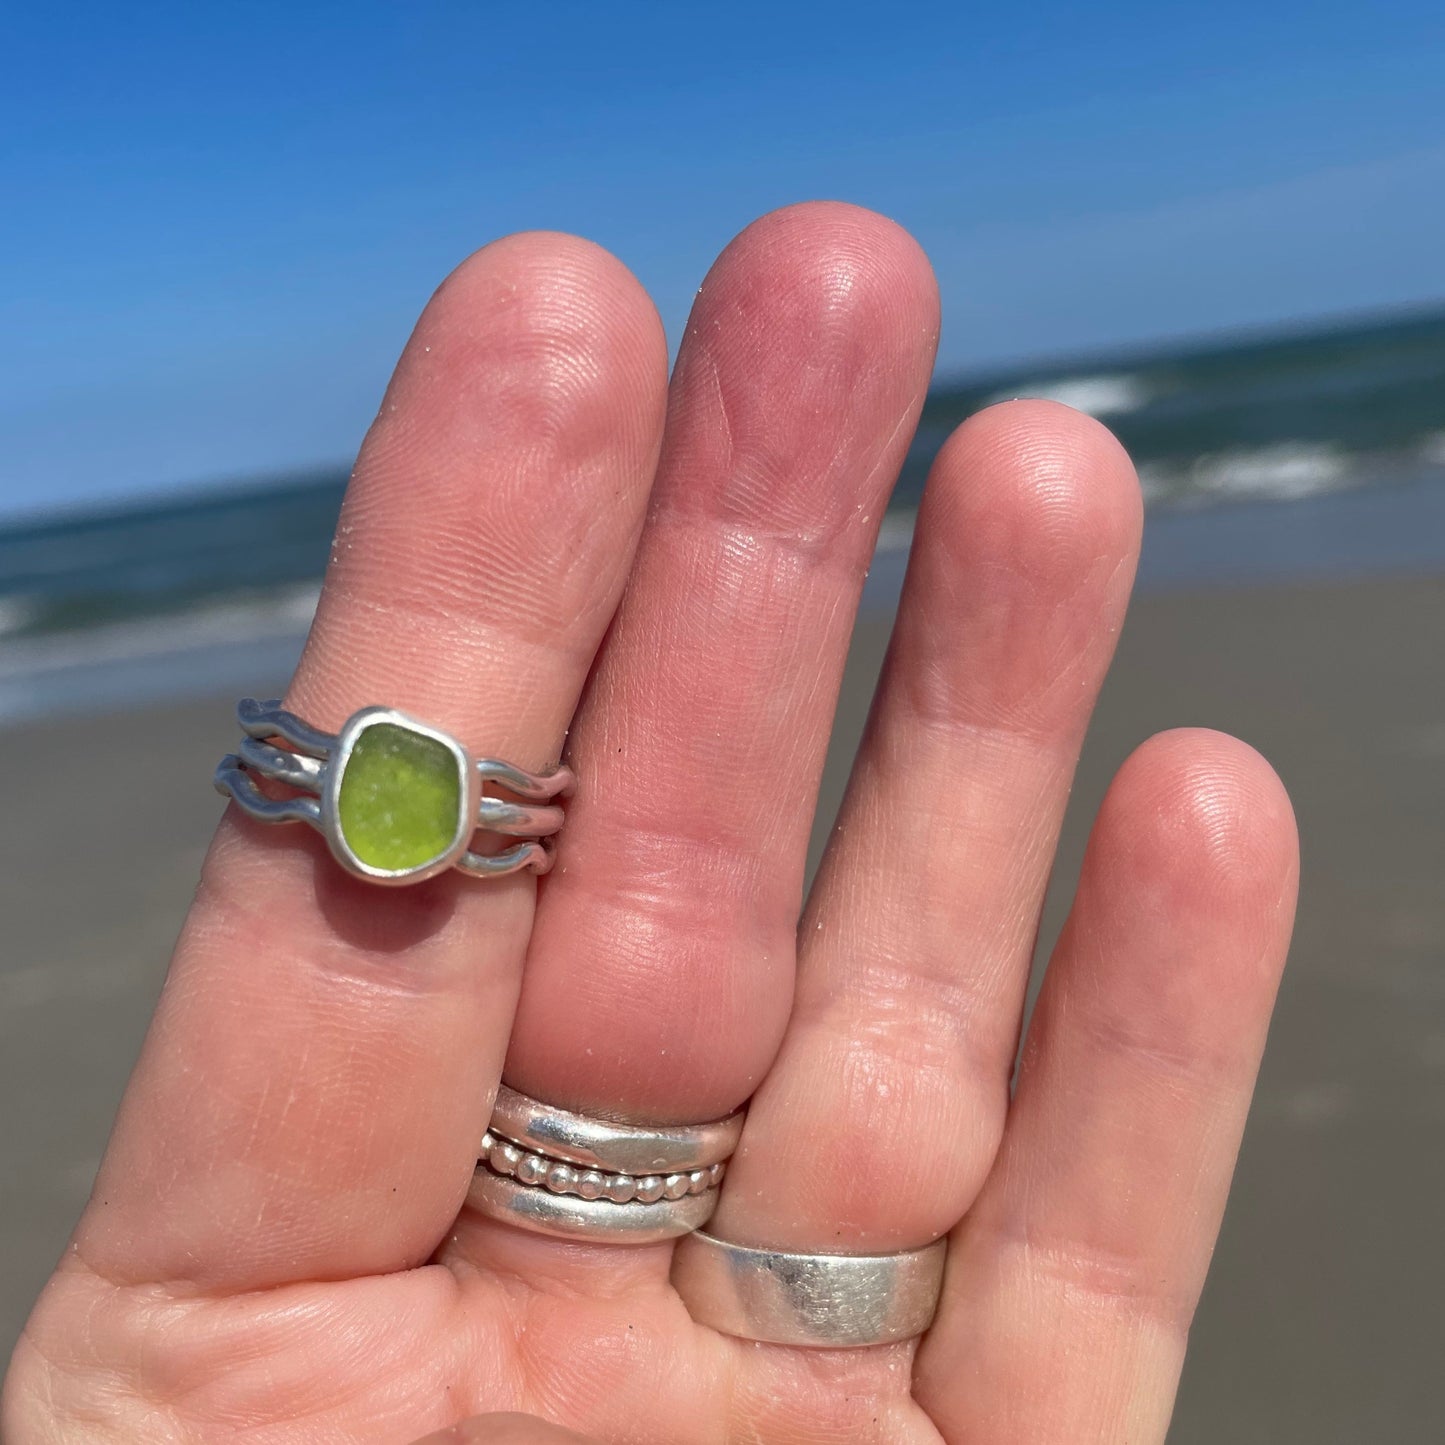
[706,402,1141,1258]
[915,731,1297,1442]
[68,235,667,1292]
[496,203,938,1128]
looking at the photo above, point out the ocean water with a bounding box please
[4,306,1445,723]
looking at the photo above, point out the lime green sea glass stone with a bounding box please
[336,722,464,872]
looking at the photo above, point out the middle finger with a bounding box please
[504,203,941,1122]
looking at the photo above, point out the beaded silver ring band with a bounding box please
[467,1085,745,1243]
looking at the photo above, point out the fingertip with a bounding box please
[710,200,941,336]
[662,201,940,544]
[395,231,670,449]
[1083,728,1300,994]
[1104,728,1297,899]
[930,398,1144,586]
[896,399,1143,738]
[289,229,672,730]
[431,229,668,359]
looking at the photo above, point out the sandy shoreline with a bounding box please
[3,573,1443,1439]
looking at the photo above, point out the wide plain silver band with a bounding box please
[467,1168,719,1244]
[489,1084,746,1175]
[670,1230,948,1348]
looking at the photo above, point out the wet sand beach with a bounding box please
[3,572,1443,1440]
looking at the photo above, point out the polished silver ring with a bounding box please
[214,699,573,885]
[489,1084,745,1175]
[469,1085,745,1243]
[670,1229,948,1347]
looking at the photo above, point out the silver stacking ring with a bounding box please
[214,699,573,885]
[467,1085,745,1244]
[670,1230,948,1347]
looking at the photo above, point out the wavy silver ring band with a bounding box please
[214,699,574,885]
[670,1230,948,1347]
[489,1084,746,1175]
[468,1086,746,1243]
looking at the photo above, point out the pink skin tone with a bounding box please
[3,204,1297,1444]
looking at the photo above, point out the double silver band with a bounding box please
[468,1086,745,1243]
[214,699,573,885]
[670,1230,948,1348]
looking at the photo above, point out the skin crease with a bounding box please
[1,204,1298,1445]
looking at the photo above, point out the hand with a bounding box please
[2,204,1298,1444]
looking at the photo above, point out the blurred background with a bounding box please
[3,3,1443,1437]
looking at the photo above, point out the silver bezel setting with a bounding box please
[215,698,571,885]
[321,706,480,886]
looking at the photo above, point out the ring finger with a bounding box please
[706,400,1142,1253]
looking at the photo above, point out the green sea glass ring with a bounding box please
[214,699,574,885]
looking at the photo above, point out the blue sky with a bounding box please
[3,1,1444,518]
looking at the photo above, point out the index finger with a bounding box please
[69,233,668,1292]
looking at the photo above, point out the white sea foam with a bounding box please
[1135,463,1180,506]
[0,582,319,679]
[1419,431,1445,465]
[984,372,1151,418]
[1189,442,1351,501]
